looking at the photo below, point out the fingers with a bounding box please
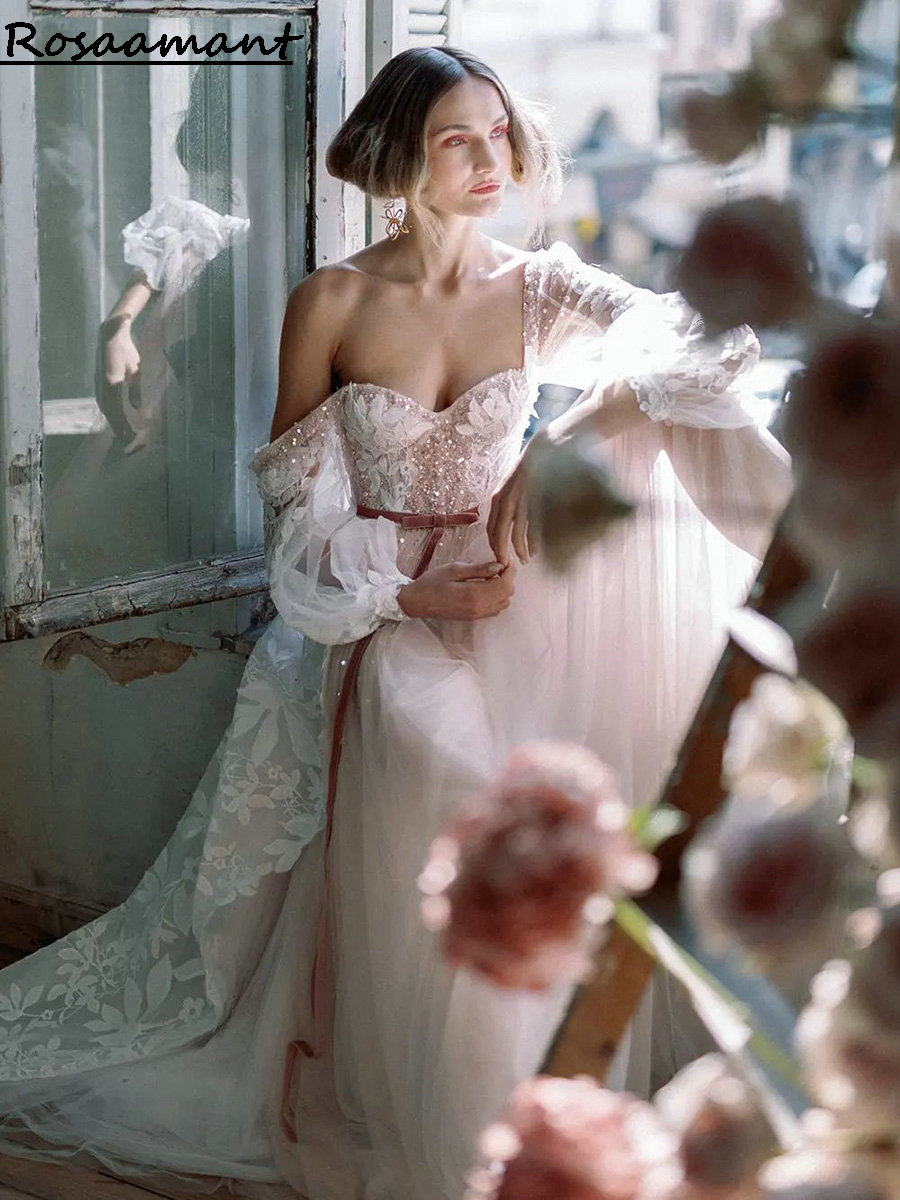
[511,494,530,565]
[453,562,505,580]
[491,502,514,568]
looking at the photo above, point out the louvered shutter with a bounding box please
[407,0,462,47]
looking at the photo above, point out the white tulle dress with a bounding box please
[0,240,792,1200]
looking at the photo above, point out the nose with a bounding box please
[473,138,500,173]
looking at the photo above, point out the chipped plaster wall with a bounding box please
[0,597,252,913]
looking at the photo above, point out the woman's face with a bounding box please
[421,75,512,218]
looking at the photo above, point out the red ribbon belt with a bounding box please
[280,501,479,1142]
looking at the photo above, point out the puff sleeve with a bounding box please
[532,240,769,430]
[122,196,250,296]
[530,241,792,560]
[249,397,413,645]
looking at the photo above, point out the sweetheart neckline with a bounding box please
[337,364,530,418]
[261,249,542,452]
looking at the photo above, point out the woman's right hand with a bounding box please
[397,560,516,621]
[102,318,141,385]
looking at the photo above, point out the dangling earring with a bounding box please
[384,199,410,240]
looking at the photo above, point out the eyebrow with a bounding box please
[430,114,509,136]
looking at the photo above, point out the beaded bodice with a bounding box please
[336,362,536,513]
[250,249,548,523]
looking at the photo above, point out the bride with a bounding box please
[0,44,791,1200]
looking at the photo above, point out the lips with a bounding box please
[470,182,501,194]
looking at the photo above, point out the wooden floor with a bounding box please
[0,945,271,1200]
[0,1150,258,1200]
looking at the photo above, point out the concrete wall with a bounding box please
[0,598,252,914]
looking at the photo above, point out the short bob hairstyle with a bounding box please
[326,46,568,251]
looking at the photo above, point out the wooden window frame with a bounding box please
[0,0,367,640]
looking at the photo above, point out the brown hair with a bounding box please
[325,46,568,250]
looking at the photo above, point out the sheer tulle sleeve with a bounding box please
[533,239,768,430]
[122,196,250,295]
[249,395,413,645]
[531,240,793,559]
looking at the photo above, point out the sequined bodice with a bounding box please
[335,360,536,513]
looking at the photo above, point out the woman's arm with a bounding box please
[488,241,788,565]
[268,266,352,442]
[253,275,516,640]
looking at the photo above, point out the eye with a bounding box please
[491,125,509,138]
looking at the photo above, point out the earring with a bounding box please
[384,199,410,240]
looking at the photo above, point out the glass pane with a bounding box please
[35,12,309,592]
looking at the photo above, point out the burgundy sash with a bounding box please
[280,501,479,1142]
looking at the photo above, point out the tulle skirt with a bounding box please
[0,417,790,1200]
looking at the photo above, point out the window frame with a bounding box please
[0,0,366,640]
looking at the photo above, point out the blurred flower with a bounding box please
[797,909,900,1135]
[848,902,900,1033]
[797,990,900,1136]
[723,674,848,805]
[654,1054,774,1195]
[757,1149,886,1200]
[464,1075,682,1200]
[682,794,853,975]
[752,12,844,110]
[680,75,768,166]
[675,197,814,335]
[847,760,900,871]
[784,468,900,575]
[419,741,657,991]
[781,319,900,494]
[525,431,636,573]
[794,585,900,760]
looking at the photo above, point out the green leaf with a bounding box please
[629,803,688,852]
[614,897,806,1151]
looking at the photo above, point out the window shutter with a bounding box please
[408,0,462,47]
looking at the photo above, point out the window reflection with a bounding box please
[37,14,304,592]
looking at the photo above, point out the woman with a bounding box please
[0,45,791,1200]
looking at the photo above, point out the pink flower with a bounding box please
[680,75,768,166]
[781,319,900,492]
[654,1055,774,1193]
[465,1076,682,1200]
[419,741,658,991]
[758,1150,887,1200]
[682,795,852,977]
[675,197,814,335]
[794,585,900,759]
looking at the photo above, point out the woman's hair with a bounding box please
[326,46,569,250]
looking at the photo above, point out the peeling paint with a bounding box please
[43,632,193,685]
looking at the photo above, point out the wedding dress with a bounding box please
[0,240,792,1200]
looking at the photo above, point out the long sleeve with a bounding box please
[122,196,250,296]
[531,240,793,560]
[249,395,413,646]
[532,240,770,430]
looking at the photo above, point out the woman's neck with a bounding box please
[385,220,494,285]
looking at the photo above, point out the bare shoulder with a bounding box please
[284,260,361,324]
[270,264,363,440]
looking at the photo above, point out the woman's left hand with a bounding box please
[487,431,546,567]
